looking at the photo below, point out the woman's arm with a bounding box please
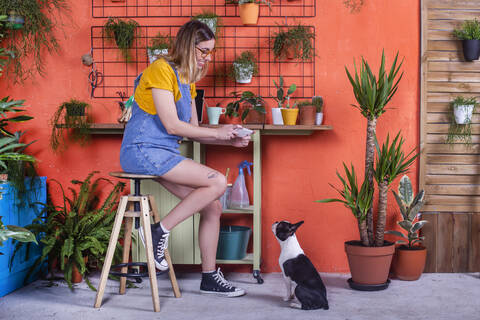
[152,88,235,140]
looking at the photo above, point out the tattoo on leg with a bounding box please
[207,171,218,179]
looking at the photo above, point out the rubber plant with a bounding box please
[318,51,416,247]
[104,17,139,62]
[12,171,125,290]
[0,0,68,83]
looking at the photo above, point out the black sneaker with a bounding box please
[139,222,169,271]
[200,268,246,297]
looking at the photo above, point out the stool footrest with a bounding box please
[109,262,168,278]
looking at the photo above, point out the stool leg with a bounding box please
[119,214,133,294]
[94,196,128,308]
[148,195,181,298]
[140,196,160,312]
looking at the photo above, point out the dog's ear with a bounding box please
[288,221,304,236]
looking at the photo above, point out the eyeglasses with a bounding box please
[196,46,216,58]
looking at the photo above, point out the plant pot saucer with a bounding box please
[347,278,390,291]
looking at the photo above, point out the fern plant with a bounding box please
[12,171,125,290]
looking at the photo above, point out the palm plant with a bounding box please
[13,171,125,290]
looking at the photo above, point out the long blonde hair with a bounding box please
[166,20,215,83]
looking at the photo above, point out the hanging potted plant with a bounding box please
[50,99,92,152]
[453,19,480,62]
[147,32,172,64]
[192,11,221,36]
[104,18,139,62]
[446,96,477,147]
[313,96,324,125]
[229,51,258,84]
[385,175,428,281]
[297,100,316,125]
[226,1,272,25]
[272,24,315,61]
[317,51,415,291]
[273,76,297,125]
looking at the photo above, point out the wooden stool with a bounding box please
[94,172,181,312]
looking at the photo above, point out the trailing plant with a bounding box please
[272,23,315,61]
[273,76,297,108]
[317,51,407,247]
[50,99,91,152]
[312,96,324,113]
[147,32,172,52]
[0,0,69,83]
[229,51,258,81]
[104,17,139,62]
[453,19,480,40]
[446,96,477,146]
[0,216,37,255]
[192,11,222,37]
[343,0,364,13]
[12,171,126,290]
[385,175,427,249]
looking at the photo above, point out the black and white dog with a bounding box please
[272,220,329,310]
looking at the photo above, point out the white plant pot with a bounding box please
[148,48,168,64]
[315,112,324,125]
[197,18,217,34]
[271,108,284,125]
[454,104,474,124]
[233,62,253,84]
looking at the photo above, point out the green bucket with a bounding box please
[216,226,251,260]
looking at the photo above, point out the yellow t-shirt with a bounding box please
[134,58,197,115]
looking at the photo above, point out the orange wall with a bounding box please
[0,1,420,273]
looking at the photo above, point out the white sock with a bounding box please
[160,222,170,233]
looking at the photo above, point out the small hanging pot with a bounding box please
[461,39,480,61]
[454,104,475,124]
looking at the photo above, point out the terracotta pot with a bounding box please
[67,256,88,283]
[281,108,299,125]
[344,240,395,285]
[239,3,259,25]
[392,245,427,281]
[298,106,316,125]
[223,115,242,125]
[243,108,265,124]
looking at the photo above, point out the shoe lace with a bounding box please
[156,233,169,256]
[212,268,233,289]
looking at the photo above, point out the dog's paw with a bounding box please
[289,302,302,309]
[283,294,294,301]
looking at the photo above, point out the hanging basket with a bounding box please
[454,104,475,124]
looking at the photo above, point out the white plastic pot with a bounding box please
[233,62,254,84]
[147,48,168,64]
[271,108,284,125]
[315,112,324,125]
[454,104,474,124]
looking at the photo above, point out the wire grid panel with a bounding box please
[92,0,315,18]
[90,25,315,100]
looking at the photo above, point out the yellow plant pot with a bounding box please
[239,3,259,25]
[281,108,299,125]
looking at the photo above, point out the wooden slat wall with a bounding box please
[421,0,480,272]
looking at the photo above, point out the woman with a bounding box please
[120,20,250,297]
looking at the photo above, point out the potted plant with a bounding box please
[446,96,477,147]
[238,91,266,124]
[224,98,242,125]
[14,172,125,290]
[230,51,258,84]
[272,23,315,61]
[453,18,480,61]
[317,51,415,291]
[273,76,297,125]
[104,18,139,62]
[297,100,316,125]
[192,11,221,36]
[147,32,172,64]
[226,1,272,25]
[385,175,428,281]
[50,99,92,152]
[313,96,324,125]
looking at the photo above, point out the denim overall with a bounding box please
[120,64,192,176]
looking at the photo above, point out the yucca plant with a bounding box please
[385,175,427,248]
[343,50,404,246]
[12,171,125,290]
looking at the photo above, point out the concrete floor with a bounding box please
[0,271,479,320]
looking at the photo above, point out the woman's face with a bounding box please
[195,39,215,69]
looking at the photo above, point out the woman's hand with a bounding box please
[216,124,240,140]
[231,135,251,148]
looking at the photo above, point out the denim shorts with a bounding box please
[120,143,186,176]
